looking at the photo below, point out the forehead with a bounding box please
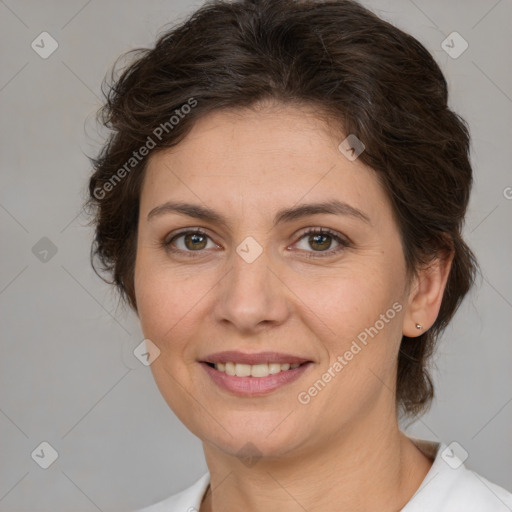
[141,105,390,221]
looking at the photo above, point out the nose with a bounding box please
[214,243,291,335]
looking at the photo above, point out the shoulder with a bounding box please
[132,473,210,512]
[445,469,512,510]
[404,437,512,511]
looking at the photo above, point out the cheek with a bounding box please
[134,252,225,372]
[134,258,205,419]
[134,255,193,354]
[292,263,403,342]
[296,281,403,431]
[292,262,405,398]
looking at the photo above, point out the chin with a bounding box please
[198,411,313,460]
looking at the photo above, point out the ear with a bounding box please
[402,250,454,337]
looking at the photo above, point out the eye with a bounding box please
[162,229,218,256]
[292,228,349,257]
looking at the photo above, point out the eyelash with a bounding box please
[161,227,350,259]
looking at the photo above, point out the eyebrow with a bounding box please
[146,199,371,227]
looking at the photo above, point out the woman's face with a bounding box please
[134,103,413,459]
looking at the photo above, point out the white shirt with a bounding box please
[134,437,512,511]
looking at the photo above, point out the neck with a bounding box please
[200,404,433,512]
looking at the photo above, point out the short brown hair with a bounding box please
[85,0,478,419]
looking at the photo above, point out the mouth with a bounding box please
[199,351,313,396]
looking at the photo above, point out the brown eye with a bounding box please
[308,232,333,251]
[293,228,349,258]
[164,229,216,254]
[183,232,208,250]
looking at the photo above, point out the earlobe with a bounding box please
[402,251,453,337]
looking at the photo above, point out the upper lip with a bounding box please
[200,351,311,365]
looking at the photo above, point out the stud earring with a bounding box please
[415,323,422,330]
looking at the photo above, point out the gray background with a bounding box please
[0,0,511,510]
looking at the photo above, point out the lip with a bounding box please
[200,360,313,396]
[200,351,311,365]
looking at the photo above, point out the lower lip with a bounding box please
[200,362,312,396]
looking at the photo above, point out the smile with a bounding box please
[199,351,313,395]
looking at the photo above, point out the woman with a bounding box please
[86,0,512,510]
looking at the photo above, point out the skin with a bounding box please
[134,101,452,512]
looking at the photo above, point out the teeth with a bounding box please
[225,362,236,376]
[251,364,269,377]
[269,363,282,374]
[235,363,251,377]
[213,361,302,377]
